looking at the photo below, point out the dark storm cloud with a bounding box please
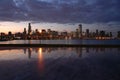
[0,0,120,23]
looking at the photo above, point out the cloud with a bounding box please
[0,0,119,23]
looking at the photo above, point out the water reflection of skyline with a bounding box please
[0,47,120,80]
[0,47,120,60]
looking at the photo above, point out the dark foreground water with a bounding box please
[0,47,120,80]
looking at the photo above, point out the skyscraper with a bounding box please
[28,23,32,35]
[86,29,89,38]
[23,28,27,35]
[78,24,82,38]
[96,29,99,36]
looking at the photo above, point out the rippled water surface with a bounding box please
[0,47,120,80]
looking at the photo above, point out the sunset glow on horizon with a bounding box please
[0,0,119,36]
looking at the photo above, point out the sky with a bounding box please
[0,0,120,35]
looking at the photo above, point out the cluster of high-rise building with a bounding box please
[68,24,114,40]
[0,23,120,41]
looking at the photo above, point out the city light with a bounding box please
[39,30,42,33]
[0,23,120,41]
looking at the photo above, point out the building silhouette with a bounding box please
[118,31,120,38]
[86,29,89,38]
[96,29,99,36]
[78,24,82,38]
[23,28,27,35]
[28,23,32,35]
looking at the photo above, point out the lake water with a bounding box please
[0,40,120,45]
[0,47,120,80]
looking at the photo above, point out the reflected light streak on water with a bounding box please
[38,48,44,74]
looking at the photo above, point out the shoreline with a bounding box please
[0,44,120,47]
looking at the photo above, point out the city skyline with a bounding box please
[0,1,120,80]
[0,23,119,41]
[0,0,120,34]
[0,22,119,34]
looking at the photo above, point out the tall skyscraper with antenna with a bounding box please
[28,23,32,35]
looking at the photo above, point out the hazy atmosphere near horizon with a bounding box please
[0,0,120,35]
